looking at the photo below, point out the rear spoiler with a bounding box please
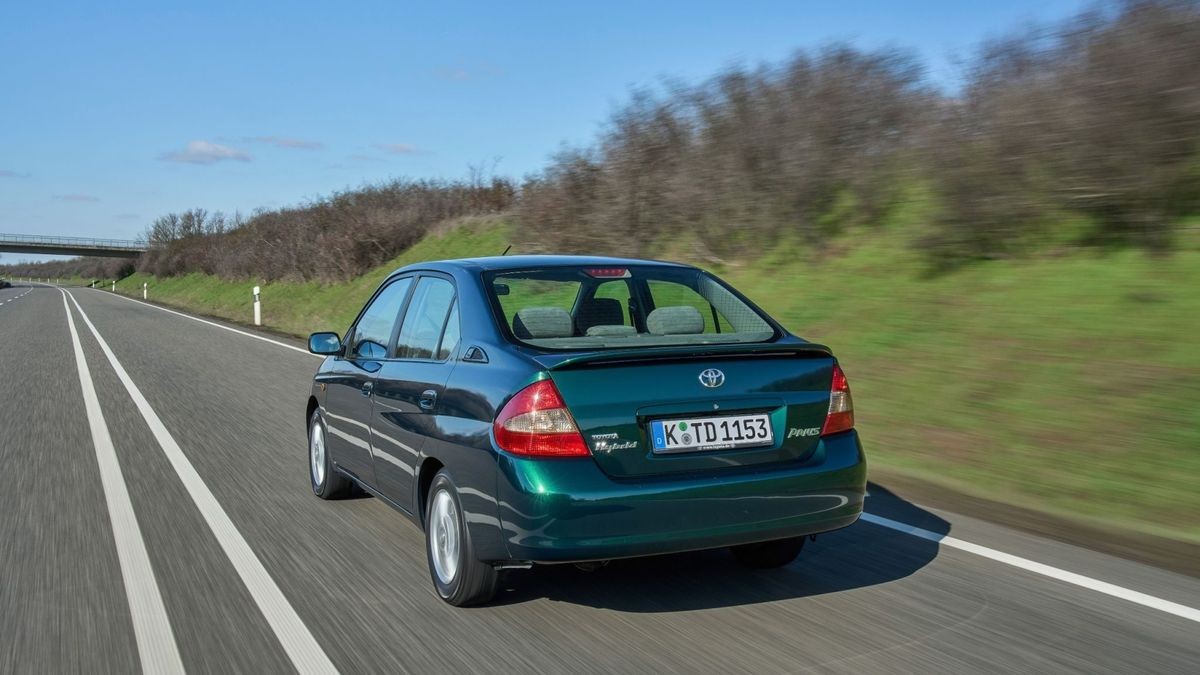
[533,341,833,371]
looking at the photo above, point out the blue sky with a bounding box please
[0,0,1090,261]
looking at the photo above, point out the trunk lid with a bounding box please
[539,343,835,478]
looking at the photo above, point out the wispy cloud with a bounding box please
[246,136,325,150]
[55,194,101,202]
[434,63,504,81]
[0,169,30,178]
[372,143,421,155]
[159,140,253,165]
[348,153,386,162]
[435,66,471,81]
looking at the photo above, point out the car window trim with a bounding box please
[383,274,420,359]
[434,299,460,361]
[345,274,416,361]
[389,272,458,363]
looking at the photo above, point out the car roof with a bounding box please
[391,254,695,275]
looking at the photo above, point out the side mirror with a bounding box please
[308,332,343,356]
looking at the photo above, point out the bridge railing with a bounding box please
[0,233,150,250]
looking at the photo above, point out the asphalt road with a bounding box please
[1,282,1198,674]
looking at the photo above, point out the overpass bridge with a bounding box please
[0,233,148,258]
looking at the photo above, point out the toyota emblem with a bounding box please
[699,368,725,388]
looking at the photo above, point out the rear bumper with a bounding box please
[494,431,866,563]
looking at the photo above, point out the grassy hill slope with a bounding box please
[107,217,1200,544]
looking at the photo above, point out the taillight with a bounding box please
[493,379,590,457]
[821,364,854,436]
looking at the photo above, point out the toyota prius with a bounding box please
[306,256,866,605]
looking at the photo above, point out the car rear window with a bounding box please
[486,265,776,350]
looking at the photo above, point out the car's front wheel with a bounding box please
[425,470,498,606]
[730,536,805,568]
[309,409,351,499]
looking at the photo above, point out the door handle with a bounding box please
[419,389,438,411]
[361,381,374,397]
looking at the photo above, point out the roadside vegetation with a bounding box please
[4,1,1198,542]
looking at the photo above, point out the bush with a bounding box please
[522,1,1200,265]
[925,0,1200,263]
[519,47,931,259]
[140,177,516,282]
[0,256,133,281]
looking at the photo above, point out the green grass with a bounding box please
[115,217,513,338]
[114,216,1200,543]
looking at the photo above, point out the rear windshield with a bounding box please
[485,265,777,350]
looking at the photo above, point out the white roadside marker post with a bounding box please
[253,285,262,326]
[143,282,147,300]
[111,280,116,292]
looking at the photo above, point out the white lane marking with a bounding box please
[860,512,1200,624]
[96,287,320,358]
[0,289,35,305]
[66,291,339,675]
[59,290,186,674]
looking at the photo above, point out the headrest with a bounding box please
[513,307,574,339]
[585,324,637,337]
[646,306,704,335]
[576,297,624,333]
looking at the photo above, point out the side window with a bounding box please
[350,277,413,359]
[437,304,460,360]
[396,277,455,360]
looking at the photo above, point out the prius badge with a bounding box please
[699,368,725,388]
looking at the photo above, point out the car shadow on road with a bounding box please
[490,482,947,612]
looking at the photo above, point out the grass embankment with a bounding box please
[114,220,510,338]
[112,218,1200,544]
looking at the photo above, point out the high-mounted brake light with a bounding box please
[494,379,591,457]
[821,364,854,436]
[584,267,630,278]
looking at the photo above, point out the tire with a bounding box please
[309,409,351,499]
[730,536,806,569]
[425,470,498,606]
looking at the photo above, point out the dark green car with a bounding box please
[306,256,866,605]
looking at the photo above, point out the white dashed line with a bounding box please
[65,290,338,675]
[1,288,36,307]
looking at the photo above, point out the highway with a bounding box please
[1,282,1198,674]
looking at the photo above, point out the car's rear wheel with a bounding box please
[309,410,351,499]
[425,470,498,606]
[730,536,805,568]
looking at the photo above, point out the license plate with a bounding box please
[650,414,773,453]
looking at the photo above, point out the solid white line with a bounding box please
[96,288,320,357]
[66,291,338,675]
[59,291,186,674]
[859,512,1200,624]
